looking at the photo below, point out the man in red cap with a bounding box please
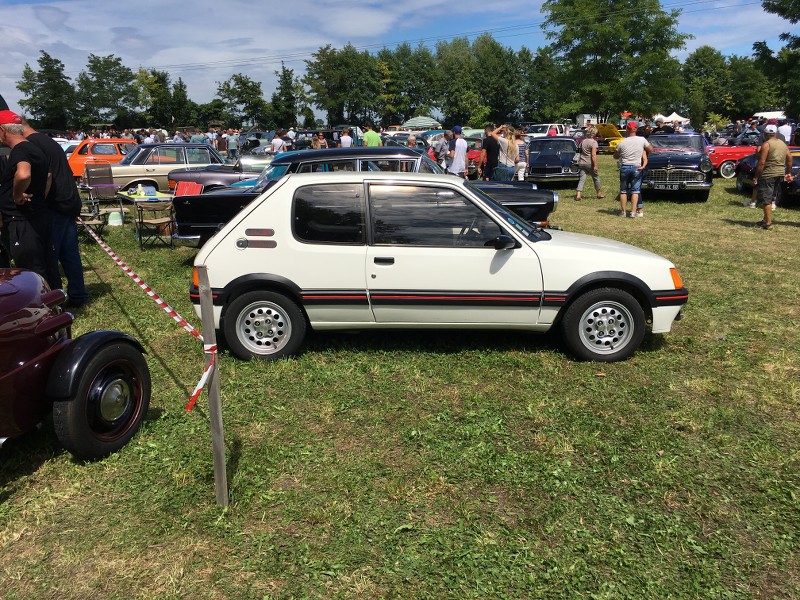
[613,121,652,217]
[0,110,60,288]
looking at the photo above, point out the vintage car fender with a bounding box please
[45,330,146,400]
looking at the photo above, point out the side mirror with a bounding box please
[491,235,517,250]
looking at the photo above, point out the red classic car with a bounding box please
[0,268,151,459]
[706,145,759,179]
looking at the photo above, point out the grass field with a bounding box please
[2,156,799,599]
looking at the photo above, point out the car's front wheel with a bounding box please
[560,288,645,362]
[53,342,151,460]
[718,160,736,179]
[223,291,306,360]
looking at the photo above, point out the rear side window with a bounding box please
[293,183,365,245]
[187,147,213,164]
[91,143,117,155]
[296,160,357,173]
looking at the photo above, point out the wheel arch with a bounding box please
[219,274,308,324]
[554,272,653,326]
[45,331,146,401]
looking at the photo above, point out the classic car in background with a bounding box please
[189,171,686,363]
[0,268,151,459]
[734,147,800,202]
[68,138,137,179]
[640,134,714,201]
[168,152,274,192]
[525,123,567,138]
[173,147,446,247]
[110,143,226,192]
[595,123,624,154]
[706,144,759,178]
[525,137,580,183]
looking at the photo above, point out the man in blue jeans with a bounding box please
[614,122,652,217]
[23,119,89,306]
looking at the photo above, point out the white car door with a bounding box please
[365,182,543,325]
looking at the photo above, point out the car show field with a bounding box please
[1,155,799,598]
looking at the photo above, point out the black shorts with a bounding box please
[7,218,60,289]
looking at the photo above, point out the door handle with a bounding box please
[374,257,394,265]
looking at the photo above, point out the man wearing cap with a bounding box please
[0,110,60,287]
[651,118,674,135]
[613,122,653,218]
[752,124,793,230]
[447,126,468,179]
[23,119,88,306]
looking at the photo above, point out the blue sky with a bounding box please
[0,0,791,114]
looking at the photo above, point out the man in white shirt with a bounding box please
[271,130,287,154]
[777,119,792,143]
[338,127,353,148]
[447,126,468,179]
[613,122,653,217]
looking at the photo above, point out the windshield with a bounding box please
[118,145,148,165]
[526,125,550,134]
[528,140,575,154]
[253,163,290,192]
[649,135,704,152]
[465,182,546,241]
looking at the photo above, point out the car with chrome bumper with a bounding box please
[640,134,713,202]
[525,137,580,183]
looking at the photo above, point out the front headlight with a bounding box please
[700,158,712,173]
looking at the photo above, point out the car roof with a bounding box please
[281,171,463,184]
[529,136,575,142]
[270,146,424,163]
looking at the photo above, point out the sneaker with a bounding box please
[630,210,643,218]
[619,210,627,217]
[760,222,773,230]
[771,202,777,210]
[596,193,606,199]
[748,201,757,208]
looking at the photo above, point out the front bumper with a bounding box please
[172,233,202,248]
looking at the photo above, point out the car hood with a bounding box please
[596,123,622,140]
[532,229,677,291]
[527,152,573,166]
[647,150,704,168]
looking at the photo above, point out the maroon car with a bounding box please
[0,268,151,459]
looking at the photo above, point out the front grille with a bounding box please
[529,165,564,176]
[644,169,699,183]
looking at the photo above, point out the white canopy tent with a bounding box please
[664,112,690,124]
[753,111,786,120]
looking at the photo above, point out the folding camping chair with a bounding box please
[136,200,175,250]
[174,181,204,197]
[83,161,127,224]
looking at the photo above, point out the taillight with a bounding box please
[192,267,199,287]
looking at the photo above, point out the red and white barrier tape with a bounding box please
[78,218,212,411]
[186,344,217,412]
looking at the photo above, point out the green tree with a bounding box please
[435,37,482,126]
[542,0,689,116]
[75,54,137,126]
[270,63,297,127]
[682,46,732,127]
[171,77,198,127]
[304,45,349,125]
[472,34,518,124]
[216,73,267,127]
[16,51,75,129]
[134,68,173,127]
[752,42,800,117]
[516,47,568,122]
[762,0,800,48]
[726,55,776,119]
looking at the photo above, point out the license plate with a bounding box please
[653,183,680,190]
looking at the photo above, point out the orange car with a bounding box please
[67,138,137,179]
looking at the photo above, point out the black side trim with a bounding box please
[368,290,541,307]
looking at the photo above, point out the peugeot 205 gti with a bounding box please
[190,172,688,362]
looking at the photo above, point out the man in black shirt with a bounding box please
[0,110,59,288]
[479,124,500,180]
[651,118,674,135]
[24,120,88,306]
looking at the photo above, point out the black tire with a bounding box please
[718,160,736,179]
[560,288,646,362]
[223,291,306,360]
[53,342,151,460]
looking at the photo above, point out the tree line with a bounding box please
[15,0,799,132]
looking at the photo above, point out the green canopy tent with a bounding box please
[401,116,442,130]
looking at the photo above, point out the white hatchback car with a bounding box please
[191,172,687,362]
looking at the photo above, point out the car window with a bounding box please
[296,160,357,173]
[362,159,402,172]
[147,147,185,165]
[91,143,118,155]
[120,143,135,154]
[78,144,89,155]
[292,183,365,245]
[187,147,213,164]
[369,184,502,247]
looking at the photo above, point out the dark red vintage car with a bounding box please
[0,268,151,459]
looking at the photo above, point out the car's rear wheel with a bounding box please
[718,160,736,179]
[560,288,645,362]
[223,291,306,360]
[53,342,151,460]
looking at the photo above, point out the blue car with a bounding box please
[640,134,714,202]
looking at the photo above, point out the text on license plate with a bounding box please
[654,183,680,190]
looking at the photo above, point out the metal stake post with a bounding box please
[196,265,229,507]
